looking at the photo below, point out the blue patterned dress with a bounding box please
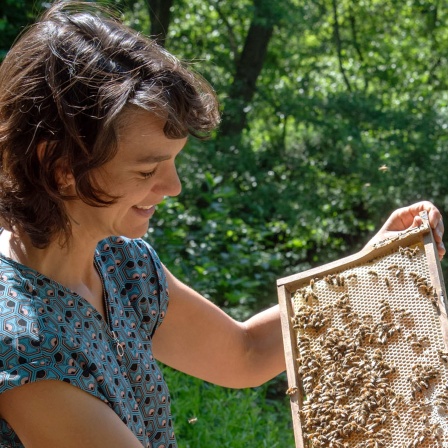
[0,236,177,448]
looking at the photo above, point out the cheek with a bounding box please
[94,168,130,196]
[104,182,140,205]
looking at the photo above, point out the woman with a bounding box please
[0,2,444,447]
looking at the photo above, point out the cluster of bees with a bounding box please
[289,244,448,448]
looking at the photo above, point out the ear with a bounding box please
[36,141,75,190]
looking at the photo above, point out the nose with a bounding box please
[153,163,182,198]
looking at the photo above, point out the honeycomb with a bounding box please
[279,225,448,448]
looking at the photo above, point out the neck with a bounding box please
[0,229,100,292]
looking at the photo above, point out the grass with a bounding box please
[161,365,295,447]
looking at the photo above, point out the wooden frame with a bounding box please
[277,212,448,447]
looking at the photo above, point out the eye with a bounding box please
[139,167,158,179]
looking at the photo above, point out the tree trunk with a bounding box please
[147,0,173,46]
[219,1,276,139]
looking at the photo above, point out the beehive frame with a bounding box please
[277,212,448,448]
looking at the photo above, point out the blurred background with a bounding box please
[2,1,447,446]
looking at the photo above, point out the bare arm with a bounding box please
[152,267,285,388]
[0,381,144,448]
[153,201,444,390]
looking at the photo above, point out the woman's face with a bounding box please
[65,110,186,242]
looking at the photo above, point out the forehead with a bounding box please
[113,109,186,163]
[116,109,167,143]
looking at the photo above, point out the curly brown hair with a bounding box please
[0,1,220,248]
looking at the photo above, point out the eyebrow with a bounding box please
[134,154,171,164]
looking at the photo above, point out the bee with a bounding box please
[336,275,345,287]
[368,270,378,278]
[385,323,399,340]
[418,284,434,296]
[428,293,439,309]
[406,332,417,343]
[422,364,439,376]
[408,364,440,399]
[285,386,298,396]
[415,276,428,286]
[408,404,422,414]
[403,246,420,259]
[399,245,420,260]
[409,340,423,350]
[305,291,318,302]
[376,428,391,437]
[438,350,448,363]
[324,275,333,285]
[395,308,412,319]
[435,390,448,401]
[407,333,429,350]
[384,277,391,288]
[338,293,349,304]
[379,299,391,319]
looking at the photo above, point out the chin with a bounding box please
[123,227,149,240]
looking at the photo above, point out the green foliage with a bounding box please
[145,0,448,315]
[0,0,44,60]
[161,365,294,448]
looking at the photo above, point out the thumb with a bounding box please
[411,215,423,229]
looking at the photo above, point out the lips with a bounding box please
[134,205,154,210]
[133,204,156,218]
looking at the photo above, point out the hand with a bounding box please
[366,201,445,260]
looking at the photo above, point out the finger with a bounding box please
[404,201,443,237]
[434,217,445,260]
[437,241,445,260]
[411,215,423,229]
[428,208,444,240]
[387,201,432,231]
[423,206,444,259]
[434,220,444,243]
[396,201,434,229]
[406,201,435,225]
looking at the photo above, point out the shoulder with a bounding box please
[0,260,66,393]
[97,236,163,270]
[0,257,104,402]
[0,257,42,348]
